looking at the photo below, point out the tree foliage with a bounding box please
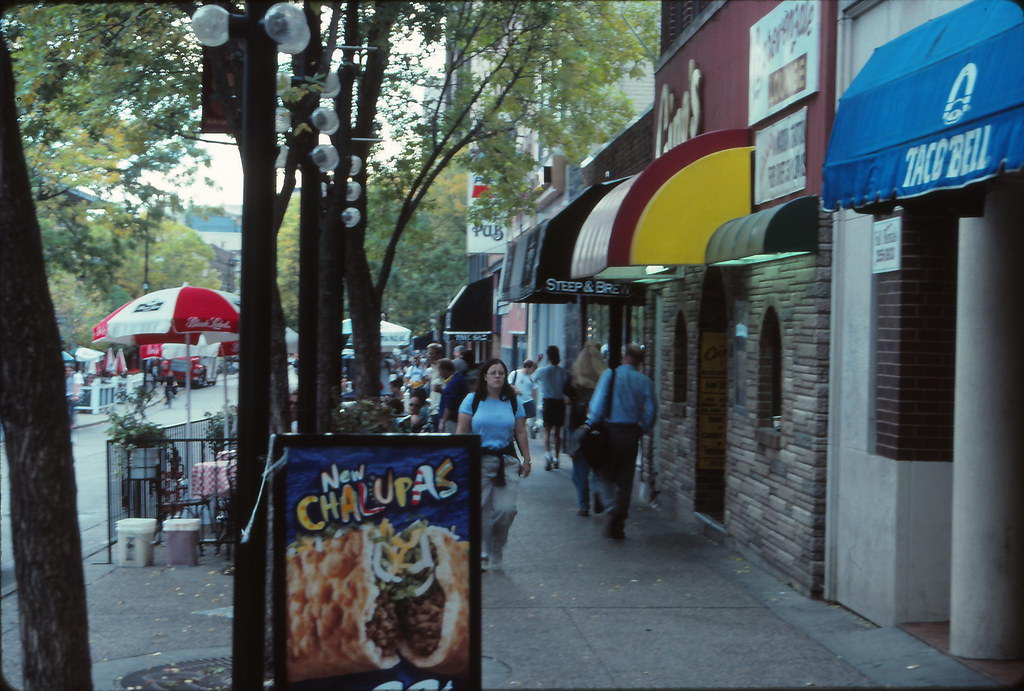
[2,3,211,324]
[364,165,468,337]
[1,31,93,691]
[271,0,658,398]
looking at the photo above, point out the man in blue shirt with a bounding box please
[581,344,657,539]
[438,358,468,433]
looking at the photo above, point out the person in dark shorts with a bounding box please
[533,345,571,470]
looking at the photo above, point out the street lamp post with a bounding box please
[191,3,308,687]
[233,5,276,689]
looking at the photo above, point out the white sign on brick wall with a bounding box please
[755,107,807,204]
[872,218,901,273]
[748,0,820,125]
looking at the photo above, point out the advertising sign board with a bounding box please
[272,434,481,690]
[872,218,902,274]
[466,174,507,255]
[748,0,820,125]
[755,107,807,203]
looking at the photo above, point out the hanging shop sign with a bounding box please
[872,218,902,274]
[272,434,482,690]
[656,59,703,158]
[755,107,807,204]
[466,174,507,255]
[748,0,820,126]
[542,278,635,298]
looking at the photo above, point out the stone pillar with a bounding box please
[950,179,1024,659]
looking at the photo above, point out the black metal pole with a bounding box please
[609,304,623,368]
[295,9,321,434]
[232,2,275,688]
[297,162,319,432]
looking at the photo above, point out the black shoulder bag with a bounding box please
[581,370,616,471]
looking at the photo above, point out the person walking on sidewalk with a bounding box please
[533,345,570,470]
[438,358,467,433]
[457,358,532,571]
[65,363,84,430]
[567,341,607,516]
[163,375,178,407]
[508,358,538,422]
[581,344,657,539]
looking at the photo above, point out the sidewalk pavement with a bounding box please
[2,435,1016,690]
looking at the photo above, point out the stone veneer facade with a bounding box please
[645,211,833,597]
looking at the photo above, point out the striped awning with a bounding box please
[571,129,753,279]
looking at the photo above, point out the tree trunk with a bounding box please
[316,197,343,426]
[268,282,290,433]
[0,38,93,691]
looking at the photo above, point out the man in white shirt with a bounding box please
[508,358,538,422]
[533,346,571,470]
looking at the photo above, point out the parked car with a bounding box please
[160,356,217,388]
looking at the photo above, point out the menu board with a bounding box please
[272,434,481,690]
[697,332,727,470]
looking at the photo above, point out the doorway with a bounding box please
[696,268,727,522]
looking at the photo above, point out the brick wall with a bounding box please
[582,111,653,186]
[874,214,957,461]
[649,212,832,596]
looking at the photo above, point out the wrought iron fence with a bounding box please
[105,418,237,564]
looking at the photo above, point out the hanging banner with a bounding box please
[273,434,482,691]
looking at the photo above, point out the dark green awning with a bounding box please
[706,195,819,266]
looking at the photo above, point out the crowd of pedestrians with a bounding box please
[378,340,657,569]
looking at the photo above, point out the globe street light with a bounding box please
[190,4,309,689]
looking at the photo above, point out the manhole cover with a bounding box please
[117,657,232,690]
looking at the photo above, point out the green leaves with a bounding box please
[374,1,658,224]
[4,3,216,343]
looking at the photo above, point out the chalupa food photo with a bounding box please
[286,519,469,682]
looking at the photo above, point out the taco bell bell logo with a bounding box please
[901,60,991,189]
[942,63,977,126]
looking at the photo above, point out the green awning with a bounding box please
[706,195,819,266]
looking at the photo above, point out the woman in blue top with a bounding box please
[457,358,532,571]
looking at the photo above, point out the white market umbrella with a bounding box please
[74,346,104,375]
[341,318,412,349]
[74,346,104,361]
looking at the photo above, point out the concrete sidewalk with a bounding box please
[1,434,1008,690]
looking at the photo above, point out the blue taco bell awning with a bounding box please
[822,0,1024,211]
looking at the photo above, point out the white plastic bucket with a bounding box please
[163,518,201,566]
[115,518,157,567]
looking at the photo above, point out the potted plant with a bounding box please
[203,405,238,455]
[108,386,167,479]
[331,397,396,433]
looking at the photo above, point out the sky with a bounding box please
[186,135,244,208]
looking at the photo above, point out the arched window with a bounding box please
[758,307,782,429]
[673,311,687,403]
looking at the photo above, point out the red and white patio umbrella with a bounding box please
[103,347,117,376]
[92,284,240,346]
[93,285,240,425]
[115,348,128,376]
